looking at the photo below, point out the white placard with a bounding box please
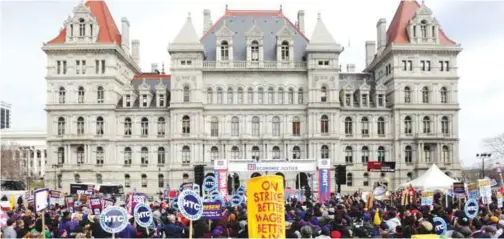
[34,189,49,213]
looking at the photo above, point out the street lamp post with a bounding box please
[477,153,492,179]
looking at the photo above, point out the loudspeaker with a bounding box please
[334,165,347,185]
[194,165,205,196]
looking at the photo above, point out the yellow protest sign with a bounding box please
[478,179,491,188]
[247,175,285,239]
[467,183,478,191]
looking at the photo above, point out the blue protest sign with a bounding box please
[172,197,179,211]
[464,199,479,219]
[211,190,220,197]
[433,217,447,235]
[236,186,245,196]
[230,194,242,206]
[193,184,200,193]
[177,190,203,221]
[179,182,193,192]
[99,206,129,234]
[134,203,153,228]
[213,195,225,207]
[203,176,217,191]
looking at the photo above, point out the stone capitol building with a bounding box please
[43,0,462,195]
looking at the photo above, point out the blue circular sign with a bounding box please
[464,199,479,219]
[99,206,129,234]
[433,217,447,235]
[213,195,226,207]
[177,190,203,221]
[203,176,217,191]
[172,197,179,211]
[230,194,242,206]
[211,190,220,197]
[237,186,245,196]
[134,203,153,228]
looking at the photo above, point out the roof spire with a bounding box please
[225,4,228,10]
[317,12,322,21]
[187,12,191,20]
[280,4,283,11]
[161,63,165,74]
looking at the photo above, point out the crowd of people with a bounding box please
[1,190,504,238]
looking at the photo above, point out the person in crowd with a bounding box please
[164,214,184,238]
[3,219,17,238]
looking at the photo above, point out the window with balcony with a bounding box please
[78,86,85,103]
[231,117,239,136]
[361,146,369,163]
[320,115,329,134]
[292,117,300,136]
[221,41,229,61]
[252,146,260,161]
[124,147,132,165]
[231,146,240,160]
[142,94,148,107]
[345,146,353,164]
[345,117,353,136]
[57,147,65,164]
[321,145,329,159]
[124,118,132,136]
[422,87,430,103]
[361,117,369,136]
[361,94,368,107]
[77,117,85,135]
[141,147,148,165]
[97,86,104,103]
[157,117,165,136]
[281,41,289,61]
[125,95,131,107]
[141,117,149,136]
[292,146,301,159]
[405,145,413,163]
[58,117,65,136]
[182,115,190,134]
[345,94,351,106]
[211,117,219,137]
[377,146,385,162]
[158,147,165,165]
[441,116,449,135]
[210,146,219,162]
[440,87,448,103]
[423,116,431,134]
[59,87,66,104]
[77,146,84,165]
[405,116,412,135]
[96,147,104,165]
[251,41,259,61]
[377,117,385,136]
[252,117,260,136]
[96,116,104,135]
[182,146,191,163]
[378,94,384,107]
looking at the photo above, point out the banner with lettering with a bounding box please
[128,193,146,214]
[247,175,285,239]
[49,190,63,206]
[478,179,492,204]
[89,196,102,215]
[421,191,434,206]
[318,159,331,204]
[102,198,114,209]
[467,183,479,201]
[215,169,228,202]
[498,192,503,208]
[65,196,74,213]
[201,202,222,220]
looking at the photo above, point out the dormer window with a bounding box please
[142,94,148,107]
[420,20,427,38]
[281,41,289,61]
[125,95,131,107]
[220,41,229,61]
[321,86,327,102]
[159,94,165,107]
[251,41,259,62]
[345,94,351,106]
[79,18,85,37]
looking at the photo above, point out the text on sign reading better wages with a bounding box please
[253,180,284,237]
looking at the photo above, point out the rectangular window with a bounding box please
[402,60,407,71]
[142,95,148,107]
[186,60,192,65]
[181,60,186,65]
[378,95,384,107]
[421,60,425,71]
[445,61,450,71]
[57,61,61,74]
[76,60,80,74]
[361,94,368,107]
[408,60,413,71]
[427,61,431,71]
[62,61,67,74]
[324,61,329,65]
[318,61,323,66]
[82,60,86,74]
[292,121,300,136]
[345,94,351,106]
[95,60,99,74]
[439,61,444,71]
[159,95,164,107]
[125,95,131,107]
[101,60,106,74]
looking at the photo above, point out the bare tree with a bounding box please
[1,143,24,181]
[484,133,504,159]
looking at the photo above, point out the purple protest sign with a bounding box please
[201,202,222,220]
[129,193,146,214]
[102,198,114,210]
[89,197,102,215]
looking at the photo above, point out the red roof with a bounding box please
[47,0,122,45]
[387,0,455,45]
[133,73,171,80]
[201,8,309,41]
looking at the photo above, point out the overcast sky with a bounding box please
[1,0,503,168]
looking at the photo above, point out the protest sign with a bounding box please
[49,190,63,206]
[498,192,503,208]
[433,217,447,235]
[247,175,285,239]
[201,202,222,220]
[230,194,243,206]
[103,198,114,210]
[34,188,49,213]
[452,182,465,194]
[467,183,479,201]
[99,206,129,234]
[464,199,479,219]
[134,203,153,228]
[177,190,203,221]
[421,191,434,206]
[89,196,102,215]
[203,176,217,192]
[318,159,331,204]
[478,179,492,204]
[128,193,146,214]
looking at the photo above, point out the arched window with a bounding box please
[298,88,304,104]
[281,41,289,61]
[441,116,449,135]
[424,145,431,162]
[405,146,413,163]
[57,117,65,136]
[210,117,219,137]
[77,146,84,165]
[422,87,429,103]
[292,146,301,159]
[227,87,234,104]
[251,40,259,61]
[97,86,104,103]
[320,115,329,134]
[217,87,223,104]
[183,173,189,180]
[231,146,240,159]
[237,87,244,104]
[377,146,385,162]
[182,146,191,163]
[157,117,165,136]
[141,174,147,188]
[124,147,132,165]
[278,88,284,104]
[345,146,353,164]
[268,87,274,104]
[59,87,66,104]
[363,173,370,186]
[361,146,369,163]
[247,87,254,104]
[77,117,85,135]
[257,88,264,104]
[420,20,427,38]
[206,88,213,104]
[272,146,281,159]
[79,18,85,36]
[272,117,280,136]
[182,115,190,134]
[321,145,329,159]
[321,86,327,102]
[221,41,229,61]
[141,147,148,165]
[440,87,448,103]
[231,117,239,136]
[252,117,260,136]
[124,117,132,136]
[288,88,294,104]
[78,86,84,103]
[75,173,81,183]
[158,174,164,188]
[404,86,411,103]
[57,147,65,164]
[96,147,104,165]
[96,116,104,135]
[292,117,300,136]
[442,145,450,163]
[344,117,353,136]
[377,117,385,136]
[407,172,413,181]
[251,146,260,161]
[141,117,149,136]
[346,173,353,187]
[96,174,103,184]
[124,174,131,188]
[158,147,165,165]
[423,116,431,134]
[183,86,190,102]
[361,117,369,136]
[405,116,412,135]
[210,146,219,161]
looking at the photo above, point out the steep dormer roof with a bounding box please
[169,13,204,53]
[47,0,121,45]
[276,20,294,38]
[245,21,264,37]
[306,13,343,53]
[359,82,371,91]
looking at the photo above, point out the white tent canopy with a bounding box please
[398,164,458,191]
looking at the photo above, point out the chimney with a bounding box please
[121,17,130,53]
[347,64,356,73]
[131,40,140,65]
[376,18,387,53]
[365,41,376,67]
[297,10,305,33]
[203,9,212,34]
[151,63,159,73]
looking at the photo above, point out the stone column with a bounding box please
[41,149,46,177]
[34,149,39,177]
